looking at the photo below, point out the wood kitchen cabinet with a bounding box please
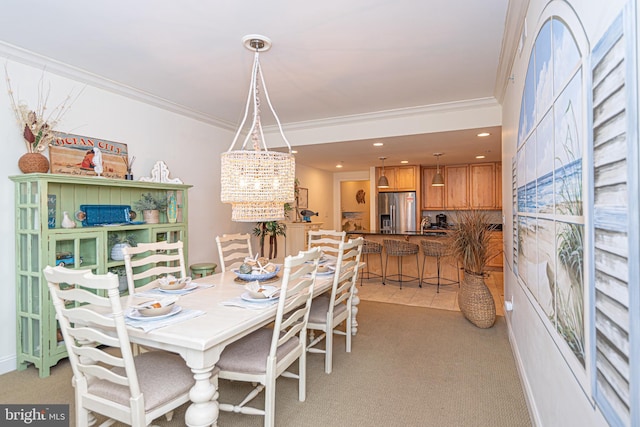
[421,167,445,209]
[486,230,504,269]
[444,165,469,209]
[285,222,323,257]
[470,163,496,209]
[376,166,417,192]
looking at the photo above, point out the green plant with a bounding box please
[252,203,292,259]
[448,210,496,275]
[133,192,168,211]
[108,233,137,247]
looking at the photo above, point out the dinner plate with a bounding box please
[240,292,280,303]
[158,283,198,294]
[126,305,182,320]
[315,270,335,276]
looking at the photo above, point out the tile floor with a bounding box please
[356,268,505,316]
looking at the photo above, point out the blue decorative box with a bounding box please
[78,204,135,226]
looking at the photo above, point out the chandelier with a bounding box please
[221,35,296,222]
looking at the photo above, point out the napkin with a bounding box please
[125,308,205,332]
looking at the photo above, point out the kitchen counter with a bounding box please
[346,229,449,237]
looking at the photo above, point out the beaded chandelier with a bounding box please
[221,35,296,222]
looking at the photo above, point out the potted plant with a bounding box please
[108,233,137,261]
[252,203,292,259]
[448,209,497,328]
[133,192,168,224]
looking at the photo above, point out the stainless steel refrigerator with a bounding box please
[378,191,416,233]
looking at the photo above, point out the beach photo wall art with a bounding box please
[515,16,586,374]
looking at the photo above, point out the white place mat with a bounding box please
[220,297,279,310]
[125,307,206,332]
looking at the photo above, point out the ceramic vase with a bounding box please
[61,211,76,229]
[110,243,131,261]
[18,152,49,173]
[458,271,496,328]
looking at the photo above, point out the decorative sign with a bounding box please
[49,133,128,179]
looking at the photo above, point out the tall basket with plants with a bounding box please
[448,210,497,328]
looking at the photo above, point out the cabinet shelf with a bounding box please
[11,174,191,377]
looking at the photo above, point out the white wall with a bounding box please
[500,1,628,426]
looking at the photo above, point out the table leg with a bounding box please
[351,286,360,335]
[185,366,219,427]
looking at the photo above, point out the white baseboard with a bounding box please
[0,354,17,376]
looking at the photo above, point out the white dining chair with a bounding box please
[122,240,187,295]
[43,265,194,427]
[215,233,253,272]
[307,229,346,261]
[307,237,364,374]
[216,247,321,427]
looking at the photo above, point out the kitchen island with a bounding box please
[346,230,459,287]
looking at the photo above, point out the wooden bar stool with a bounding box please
[420,239,460,292]
[383,239,420,289]
[360,240,384,286]
[190,262,217,278]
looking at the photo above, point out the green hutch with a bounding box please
[10,173,191,377]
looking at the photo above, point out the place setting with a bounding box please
[221,280,281,310]
[124,295,206,332]
[134,274,214,299]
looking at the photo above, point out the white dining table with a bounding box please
[121,270,337,427]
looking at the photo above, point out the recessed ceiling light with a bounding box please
[476,155,486,159]
[373,142,383,146]
[400,160,409,164]
[336,164,343,168]
[477,132,491,137]
[292,150,298,154]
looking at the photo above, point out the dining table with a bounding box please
[119,268,346,427]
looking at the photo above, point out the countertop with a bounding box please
[346,229,449,236]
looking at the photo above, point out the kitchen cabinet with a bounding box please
[10,173,191,377]
[486,230,504,269]
[444,165,469,209]
[285,222,323,257]
[469,163,496,209]
[421,167,445,209]
[376,166,417,192]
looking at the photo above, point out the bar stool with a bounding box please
[383,239,420,289]
[190,262,217,278]
[359,240,384,286]
[420,239,460,292]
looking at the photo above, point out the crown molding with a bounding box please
[0,41,235,130]
[494,0,529,103]
[270,97,501,133]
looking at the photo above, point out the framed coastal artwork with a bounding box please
[515,15,586,382]
[49,133,129,179]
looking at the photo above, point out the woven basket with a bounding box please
[458,272,496,328]
[420,239,446,257]
[362,240,383,254]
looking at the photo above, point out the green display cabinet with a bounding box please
[10,173,191,377]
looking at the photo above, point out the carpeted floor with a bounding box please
[0,300,531,426]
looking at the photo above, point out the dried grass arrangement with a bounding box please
[448,210,494,275]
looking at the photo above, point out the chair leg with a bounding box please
[265,377,276,427]
[416,254,421,288]
[346,309,352,353]
[325,325,334,374]
[397,256,403,290]
[383,254,388,285]
[379,252,384,281]
[299,348,306,402]
[436,255,441,292]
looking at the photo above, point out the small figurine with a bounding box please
[93,147,104,177]
[61,211,76,229]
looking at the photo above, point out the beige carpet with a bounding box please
[0,300,530,426]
